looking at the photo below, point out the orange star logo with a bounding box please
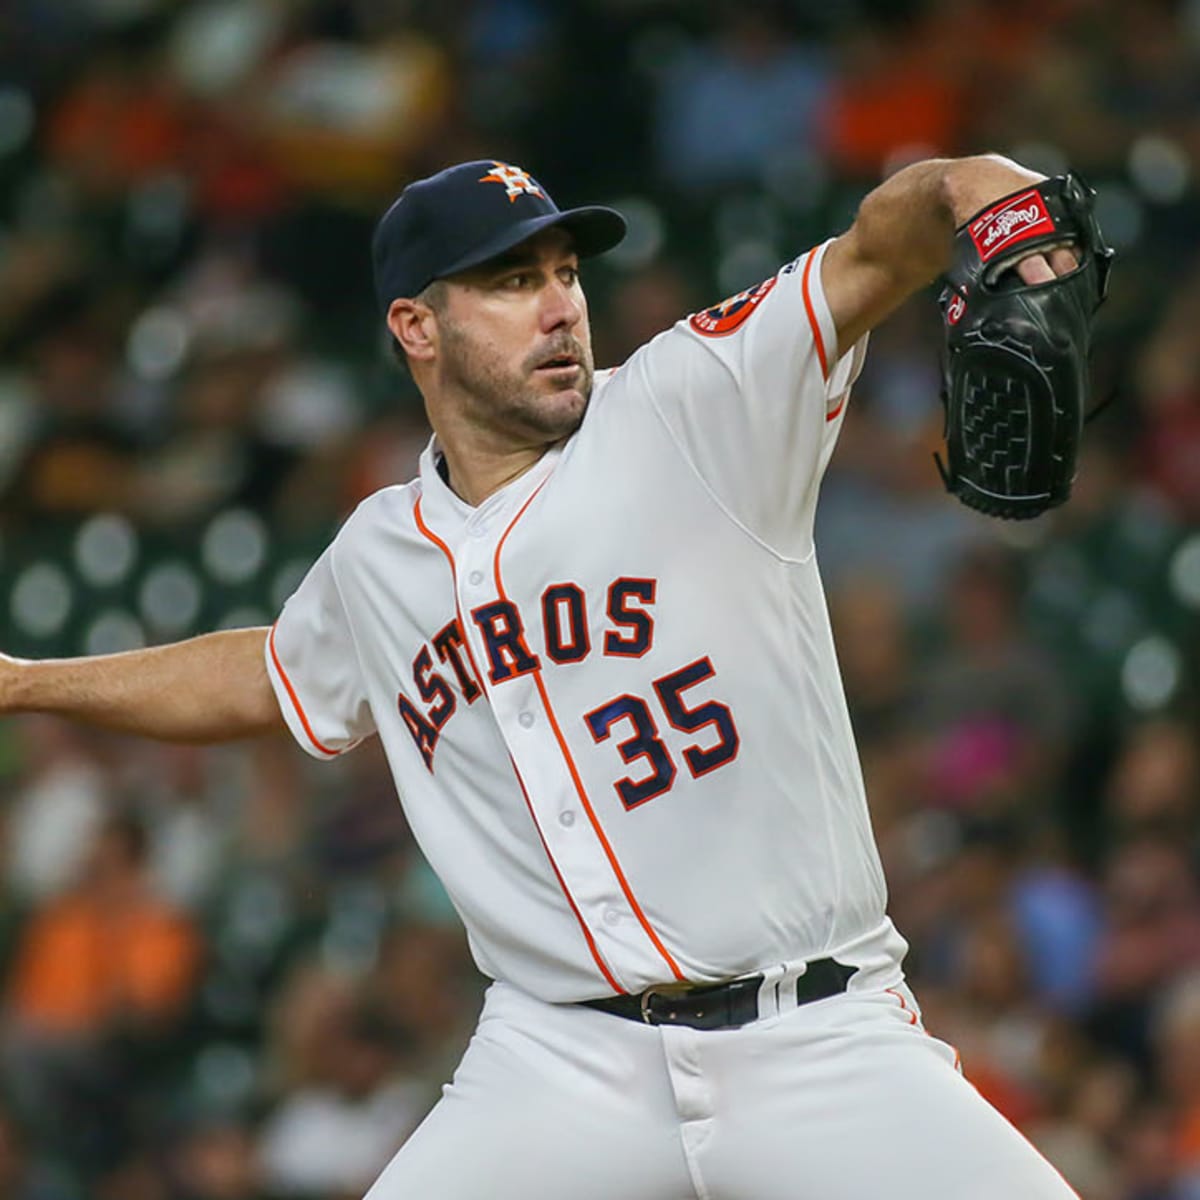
[688,276,778,338]
[478,161,544,203]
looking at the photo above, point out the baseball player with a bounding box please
[0,156,1086,1199]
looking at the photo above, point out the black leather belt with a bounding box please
[582,958,857,1031]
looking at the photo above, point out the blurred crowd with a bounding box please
[0,0,1197,1197]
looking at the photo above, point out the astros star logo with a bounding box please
[716,289,752,315]
[688,276,778,338]
[479,161,544,203]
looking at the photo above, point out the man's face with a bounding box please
[430,230,594,445]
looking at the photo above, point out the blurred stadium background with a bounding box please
[0,0,1197,1197]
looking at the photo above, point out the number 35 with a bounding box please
[583,657,740,810]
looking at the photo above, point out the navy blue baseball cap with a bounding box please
[372,160,627,316]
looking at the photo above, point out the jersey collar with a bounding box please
[416,435,564,538]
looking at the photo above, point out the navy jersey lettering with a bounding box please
[472,600,541,683]
[604,578,656,658]
[542,583,590,664]
[399,694,439,772]
[433,619,481,703]
[413,645,456,729]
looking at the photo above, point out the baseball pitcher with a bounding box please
[0,153,1109,1198]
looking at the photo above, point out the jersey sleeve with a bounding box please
[635,238,868,559]
[264,541,375,760]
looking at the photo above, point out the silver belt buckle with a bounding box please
[639,981,692,1024]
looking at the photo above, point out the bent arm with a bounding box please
[0,627,286,743]
[821,154,1065,354]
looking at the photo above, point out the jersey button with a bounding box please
[468,570,484,585]
[518,711,535,729]
[558,810,575,828]
[603,908,620,926]
[468,523,489,538]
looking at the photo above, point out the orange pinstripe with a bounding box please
[801,249,829,381]
[413,499,487,694]
[492,483,686,983]
[884,990,1078,1193]
[886,986,920,1026]
[510,762,624,994]
[268,623,338,757]
[413,491,624,992]
[887,987,967,1078]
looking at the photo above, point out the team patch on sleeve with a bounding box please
[688,275,777,337]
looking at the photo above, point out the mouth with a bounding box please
[533,352,582,378]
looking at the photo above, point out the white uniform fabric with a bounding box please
[267,241,900,1002]
[364,982,1074,1200]
[266,241,1078,1198]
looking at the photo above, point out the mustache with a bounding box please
[524,337,589,372]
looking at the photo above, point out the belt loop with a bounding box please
[756,963,789,1019]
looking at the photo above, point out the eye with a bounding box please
[559,265,579,286]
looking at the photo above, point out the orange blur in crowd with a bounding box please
[7,815,201,1035]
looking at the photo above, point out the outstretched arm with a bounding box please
[0,627,286,743]
[822,154,1079,354]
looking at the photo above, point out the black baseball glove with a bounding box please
[935,172,1114,520]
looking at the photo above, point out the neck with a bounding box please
[438,439,552,506]
[419,375,573,506]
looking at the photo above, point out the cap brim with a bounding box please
[435,205,627,283]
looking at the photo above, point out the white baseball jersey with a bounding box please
[265,239,908,1002]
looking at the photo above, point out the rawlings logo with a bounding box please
[946,293,967,325]
[980,205,1042,247]
[969,190,1056,263]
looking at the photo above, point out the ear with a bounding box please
[387,298,437,364]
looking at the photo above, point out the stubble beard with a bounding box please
[439,317,594,444]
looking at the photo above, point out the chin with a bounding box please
[526,382,589,437]
[541,396,588,440]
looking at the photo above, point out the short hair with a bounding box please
[390,280,447,371]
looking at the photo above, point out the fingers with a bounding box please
[1049,246,1079,276]
[1015,246,1080,285]
[1017,254,1056,285]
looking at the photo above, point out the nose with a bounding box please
[539,277,583,334]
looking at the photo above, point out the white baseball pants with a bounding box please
[364,978,1077,1200]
